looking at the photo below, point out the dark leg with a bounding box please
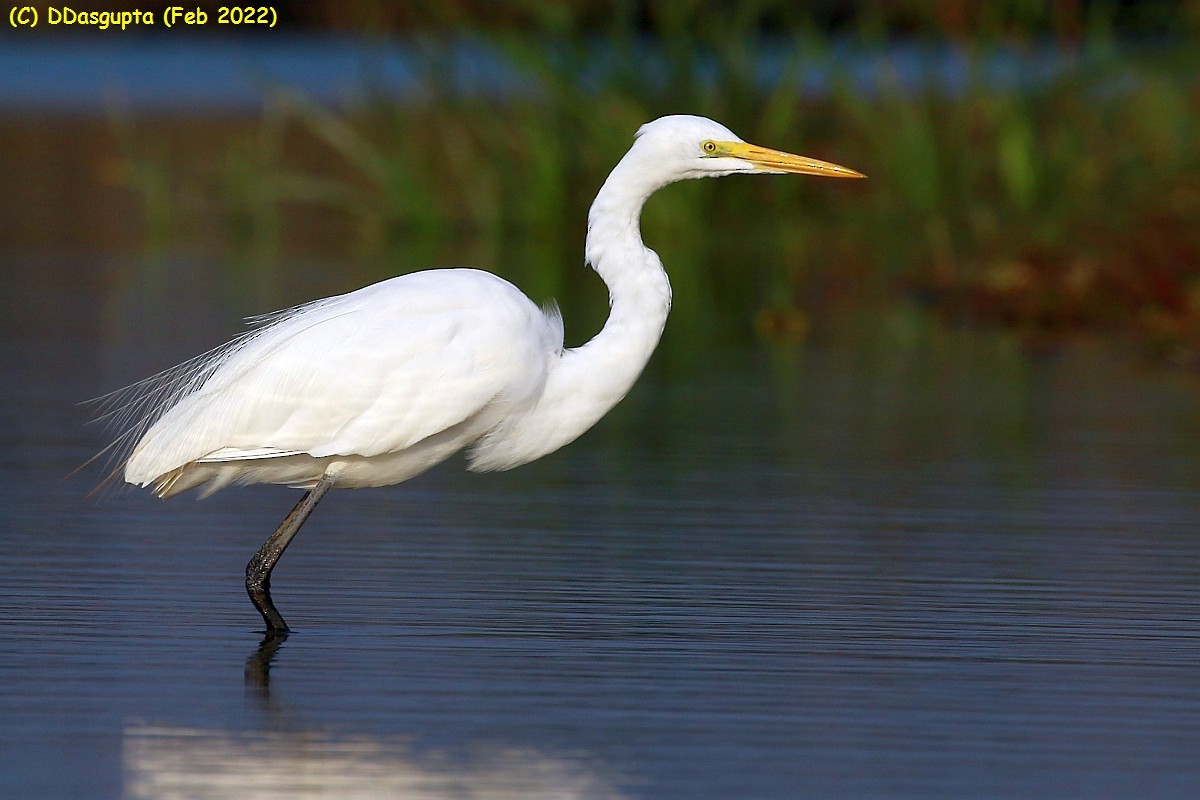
[245,476,333,633]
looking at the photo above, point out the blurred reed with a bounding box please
[110,1,1200,365]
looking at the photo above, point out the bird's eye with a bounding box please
[701,140,719,155]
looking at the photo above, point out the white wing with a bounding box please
[119,269,563,488]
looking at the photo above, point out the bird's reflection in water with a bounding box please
[121,636,628,799]
[244,630,288,702]
[123,724,627,800]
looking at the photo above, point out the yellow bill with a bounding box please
[715,140,866,179]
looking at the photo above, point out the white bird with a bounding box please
[100,115,863,633]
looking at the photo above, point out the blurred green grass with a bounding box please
[112,2,1200,366]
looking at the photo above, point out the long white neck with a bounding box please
[578,156,674,389]
[467,151,674,472]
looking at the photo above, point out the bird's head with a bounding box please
[630,114,865,182]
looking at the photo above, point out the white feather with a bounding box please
[117,268,562,495]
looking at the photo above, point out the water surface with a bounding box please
[1,255,1198,798]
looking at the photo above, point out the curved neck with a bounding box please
[529,155,674,440]
[465,152,675,472]
[574,157,673,392]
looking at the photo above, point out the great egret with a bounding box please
[101,115,863,632]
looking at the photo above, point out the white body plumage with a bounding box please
[125,269,568,495]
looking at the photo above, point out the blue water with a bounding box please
[0,36,1094,113]
[1,255,1198,798]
